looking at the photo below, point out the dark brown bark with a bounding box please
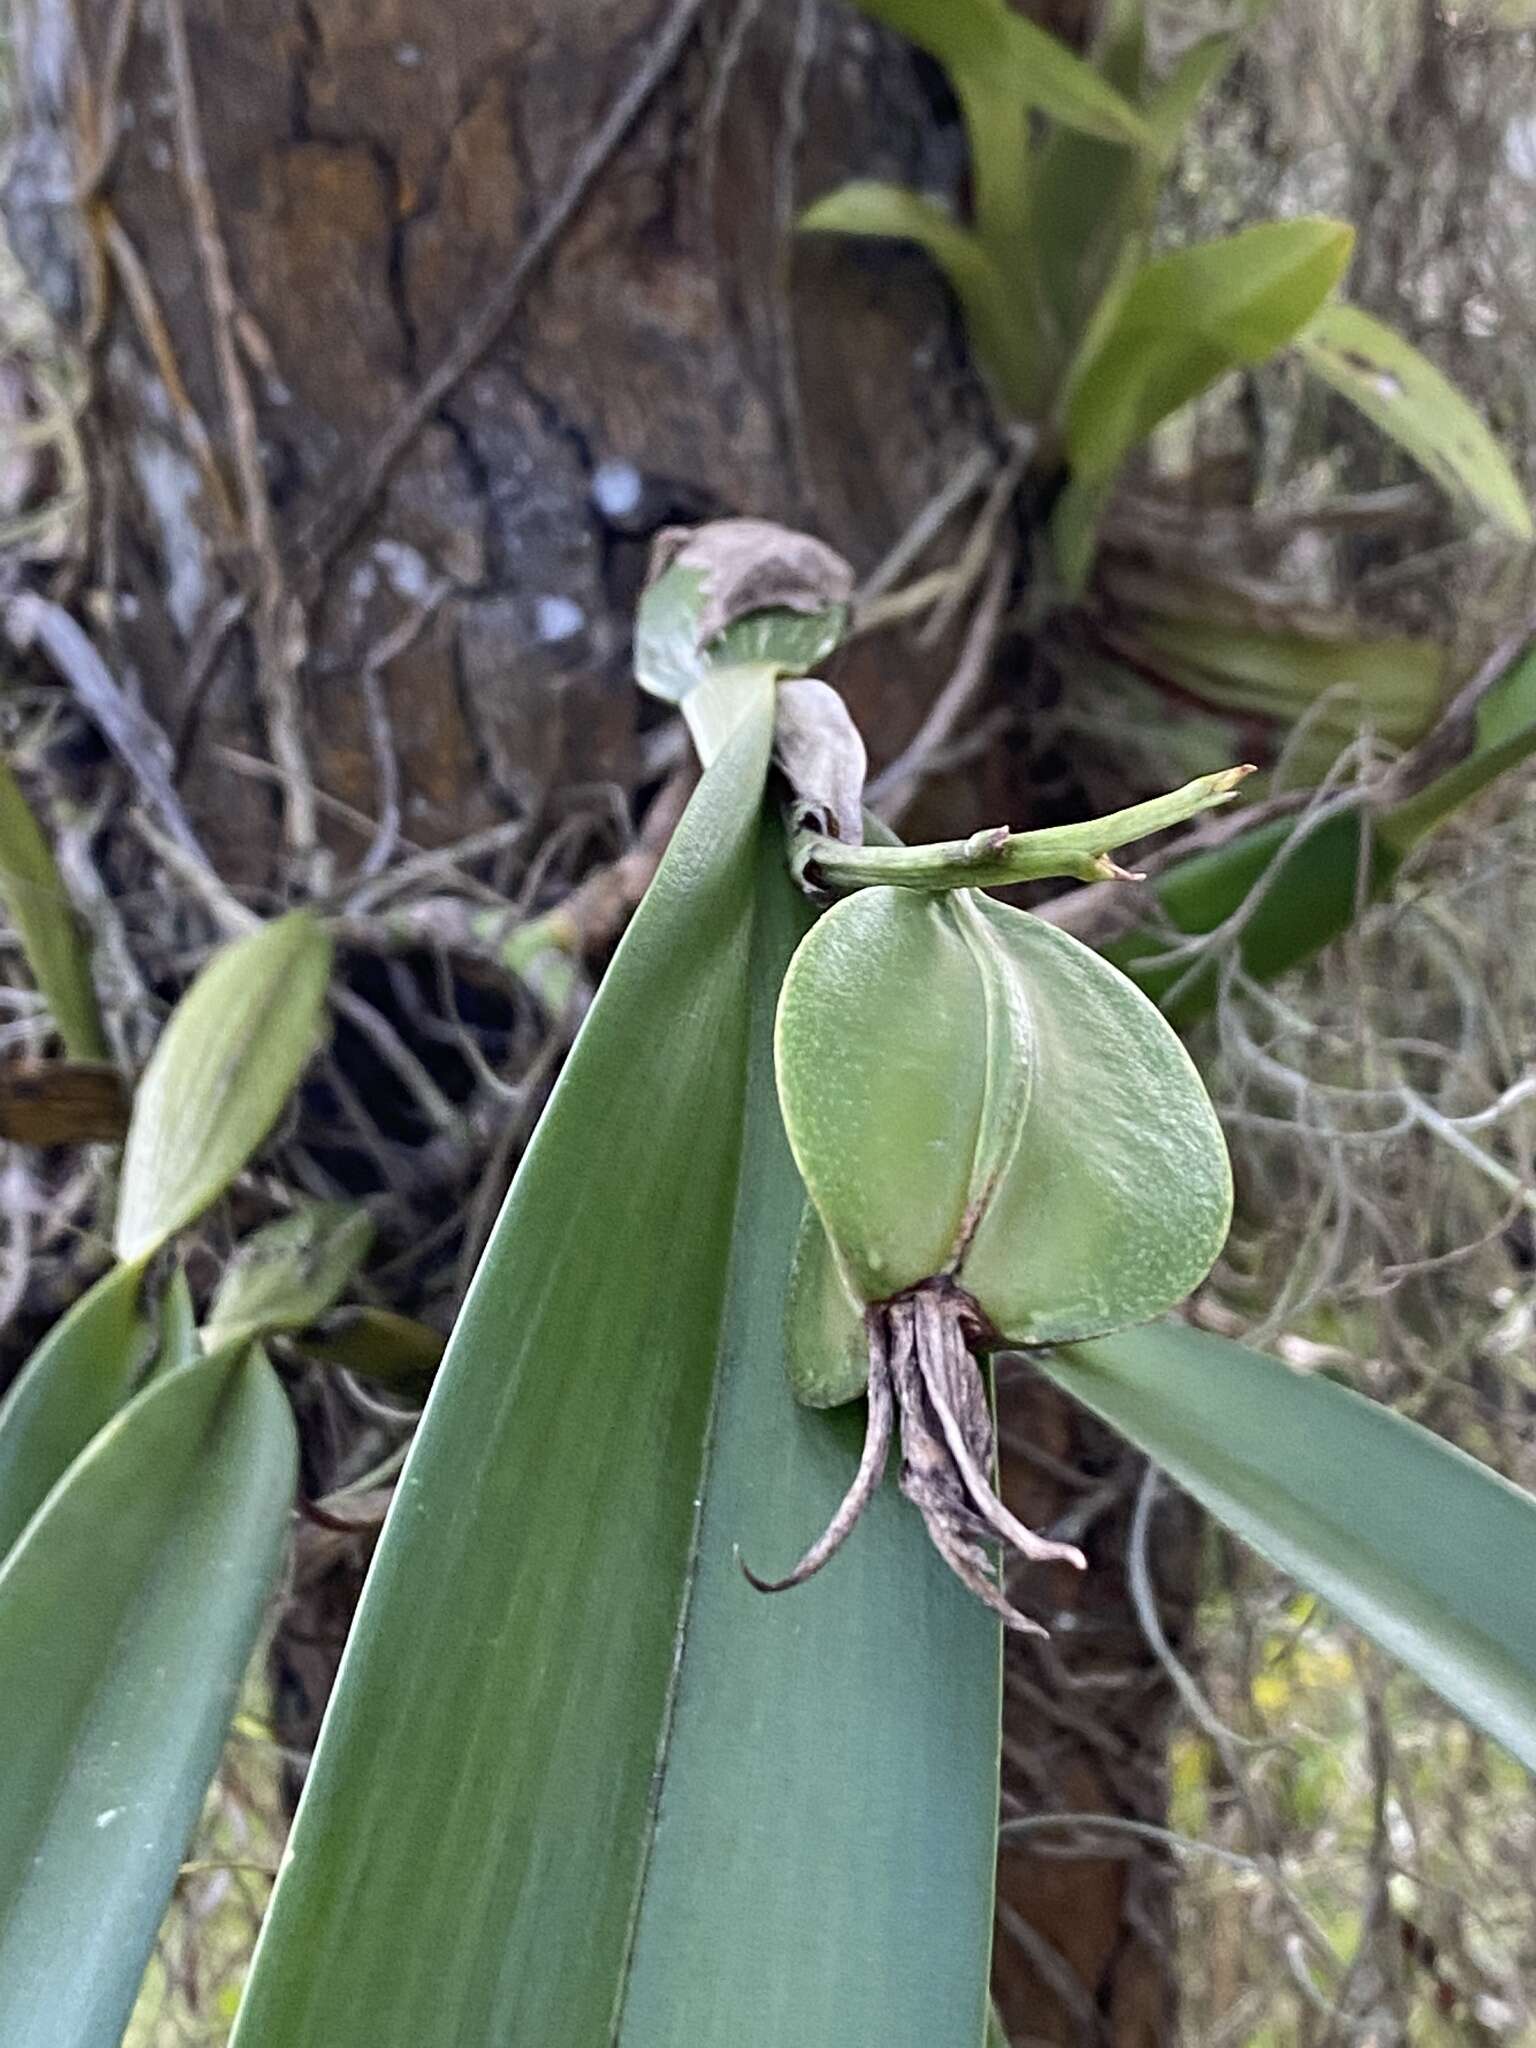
[7,0,1194,2035]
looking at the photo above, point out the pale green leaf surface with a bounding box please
[850,0,1149,142]
[632,561,709,704]
[1145,33,1236,153]
[1050,473,1115,594]
[616,827,1000,2048]
[0,1342,295,2048]
[995,8,1151,145]
[1067,219,1354,480]
[1298,302,1533,538]
[848,0,1008,70]
[0,755,107,1062]
[1382,639,1536,849]
[1474,636,1536,753]
[206,1202,373,1345]
[712,604,847,678]
[1026,19,1225,365]
[115,912,333,1263]
[784,1198,870,1408]
[1038,1322,1536,1770]
[776,887,992,1299]
[0,1259,150,1559]
[151,1266,201,1377]
[799,183,990,292]
[776,888,1230,1337]
[961,901,1231,1342]
[230,699,776,2047]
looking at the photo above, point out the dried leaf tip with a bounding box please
[646,519,854,652]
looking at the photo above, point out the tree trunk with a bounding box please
[6,1,1196,2035]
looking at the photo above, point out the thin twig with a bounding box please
[127,812,258,935]
[351,578,454,883]
[78,0,142,195]
[855,445,995,609]
[918,430,1028,648]
[98,207,238,533]
[4,591,208,865]
[343,819,530,917]
[869,540,1013,821]
[161,0,316,861]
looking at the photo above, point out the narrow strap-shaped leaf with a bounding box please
[1298,301,1532,539]
[1385,639,1536,848]
[1036,1322,1536,1771]
[1145,32,1238,154]
[848,0,1150,147]
[1065,219,1354,481]
[0,754,107,1062]
[115,911,333,1263]
[230,693,776,2046]
[0,1258,150,1559]
[616,827,1001,2047]
[151,1265,201,1376]
[0,1341,296,2048]
[1131,616,1445,748]
[297,1305,443,1395]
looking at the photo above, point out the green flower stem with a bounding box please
[795,765,1254,894]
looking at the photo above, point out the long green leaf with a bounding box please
[0,1342,296,2048]
[0,754,107,1061]
[1133,616,1445,748]
[617,825,999,2047]
[115,911,333,1263]
[0,1258,150,1559]
[235,682,1002,2043]
[1024,28,1237,395]
[1035,1320,1536,1771]
[848,0,1151,147]
[151,1265,201,1376]
[1298,301,1533,539]
[1066,219,1354,481]
[231,694,776,2045]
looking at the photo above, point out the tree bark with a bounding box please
[6,1,1196,2036]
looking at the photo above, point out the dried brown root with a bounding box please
[912,1289,1087,1573]
[739,1312,894,1593]
[745,1280,1084,1632]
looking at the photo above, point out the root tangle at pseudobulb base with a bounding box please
[742,1281,1085,1632]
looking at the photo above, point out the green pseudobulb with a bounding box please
[776,886,1232,1406]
